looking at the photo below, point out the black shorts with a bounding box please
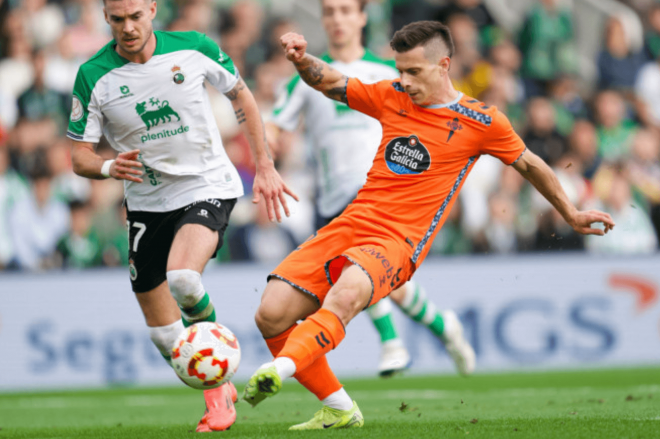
[126,198,236,293]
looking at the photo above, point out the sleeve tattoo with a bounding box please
[225,78,246,101]
[297,57,348,104]
[234,108,246,124]
[299,60,325,86]
[326,76,349,104]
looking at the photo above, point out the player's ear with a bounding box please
[358,10,367,27]
[103,8,109,24]
[149,0,158,19]
[439,56,451,74]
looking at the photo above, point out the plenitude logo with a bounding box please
[141,125,190,144]
[135,96,190,143]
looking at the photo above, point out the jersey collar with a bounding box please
[419,92,463,109]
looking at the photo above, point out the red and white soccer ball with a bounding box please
[171,322,241,390]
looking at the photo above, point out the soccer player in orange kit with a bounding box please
[243,21,616,430]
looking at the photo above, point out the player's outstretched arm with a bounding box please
[225,78,299,222]
[512,149,615,236]
[280,32,349,103]
[70,140,143,183]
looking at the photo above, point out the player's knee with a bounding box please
[254,305,286,337]
[166,269,204,308]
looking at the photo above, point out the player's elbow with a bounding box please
[71,154,85,177]
[70,144,94,178]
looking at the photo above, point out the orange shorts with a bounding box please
[269,216,416,308]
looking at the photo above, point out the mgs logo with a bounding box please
[135,98,181,131]
[384,135,431,175]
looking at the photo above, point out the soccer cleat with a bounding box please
[378,342,412,377]
[242,365,282,408]
[289,400,364,430]
[195,381,238,432]
[440,310,476,376]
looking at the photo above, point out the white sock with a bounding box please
[322,387,353,411]
[260,357,297,380]
[149,319,185,365]
[382,338,404,349]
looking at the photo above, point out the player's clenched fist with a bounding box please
[281,32,307,63]
[111,149,143,183]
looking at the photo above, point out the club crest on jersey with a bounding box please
[384,135,431,175]
[172,65,185,84]
[446,117,463,142]
[129,259,138,281]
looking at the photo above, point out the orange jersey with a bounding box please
[343,78,526,267]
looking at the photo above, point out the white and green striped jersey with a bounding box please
[271,50,398,218]
[67,31,243,212]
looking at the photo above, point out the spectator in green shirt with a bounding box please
[594,90,638,162]
[57,200,102,269]
[518,0,578,96]
[16,49,69,135]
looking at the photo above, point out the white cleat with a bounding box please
[378,341,412,377]
[440,310,476,376]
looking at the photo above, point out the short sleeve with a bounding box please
[346,77,388,120]
[480,109,526,165]
[196,33,239,94]
[67,68,103,143]
[271,74,306,131]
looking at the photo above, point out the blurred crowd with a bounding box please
[0,0,659,272]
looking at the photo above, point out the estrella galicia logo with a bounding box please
[385,135,431,175]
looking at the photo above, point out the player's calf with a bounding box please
[148,320,185,366]
[166,269,216,326]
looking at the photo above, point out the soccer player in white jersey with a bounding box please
[67,0,296,432]
[267,0,475,378]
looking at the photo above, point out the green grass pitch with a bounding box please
[1,368,658,438]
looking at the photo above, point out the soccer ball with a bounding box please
[171,322,241,390]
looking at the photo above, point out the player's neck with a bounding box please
[421,80,461,107]
[328,41,364,64]
[116,31,157,64]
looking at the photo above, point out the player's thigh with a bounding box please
[388,283,407,304]
[127,208,175,293]
[167,199,236,272]
[323,262,373,325]
[168,224,218,272]
[135,280,181,327]
[256,279,320,338]
[327,241,414,310]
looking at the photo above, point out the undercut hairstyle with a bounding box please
[390,21,454,59]
[321,0,367,12]
[103,0,153,4]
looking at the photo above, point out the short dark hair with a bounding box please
[320,0,367,12]
[390,21,454,58]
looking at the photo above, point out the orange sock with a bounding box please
[265,321,343,401]
[293,355,342,400]
[277,308,346,372]
[264,325,296,357]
